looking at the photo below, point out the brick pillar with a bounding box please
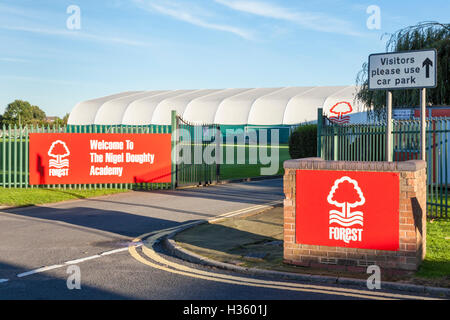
[283,158,427,272]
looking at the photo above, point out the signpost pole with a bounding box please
[386,91,393,161]
[420,88,427,160]
[171,110,177,190]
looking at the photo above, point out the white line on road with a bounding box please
[0,279,9,284]
[64,255,102,265]
[17,265,65,278]
[100,247,130,256]
[11,200,280,280]
[15,245,142,279]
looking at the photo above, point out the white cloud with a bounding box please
[0,25,152,47]
[0,75,90,86]
[133,0,254,40]
[214,0,363,36]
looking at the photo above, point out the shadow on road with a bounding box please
[2,205,197,238]
[0,261,130,300]
[140,179,284,204]
[1,179,283,239]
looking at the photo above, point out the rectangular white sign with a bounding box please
[368,49,437,90]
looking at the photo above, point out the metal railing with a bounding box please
[174,114,220,188]
[317,108,450,218]
[0,123,172,190]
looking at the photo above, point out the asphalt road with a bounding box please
[0,179,435,300]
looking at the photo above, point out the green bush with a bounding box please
[288,124,317,159]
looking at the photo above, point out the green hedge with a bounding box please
[288,124,317,159]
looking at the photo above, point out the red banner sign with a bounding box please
[296,170,399,251]
[29,133,172,185]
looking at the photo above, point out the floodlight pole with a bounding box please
[386,91,393,161]
[420,88,427,161]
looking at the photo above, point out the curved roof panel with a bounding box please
[282,86,349,124]
[67,91,140,125]
[122,90,190,125]
[182,88,251,124]
[151,89,221,125]
[247,87,316,125]
[322,86,365,116]
[214,88,283,125]
[93,91,167,125]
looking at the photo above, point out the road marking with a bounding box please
[142,237,437,300]
[128,239,391,300]
[210,200,281,222]
[15,245,143,279]
[65,255,102,265]
[0,279,9,284]
[100,247,130,256]
[17,265,65,278]
[128,207,439,300]
[9,200,279,281]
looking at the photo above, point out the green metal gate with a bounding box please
[173,113,221,188]
[317,108,450,218]
[0,115,221,191]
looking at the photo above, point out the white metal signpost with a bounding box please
[368,49,437,161]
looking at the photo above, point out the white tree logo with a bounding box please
[48,140,70,168]
[327,176,365,227]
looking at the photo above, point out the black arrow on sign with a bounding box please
[422,58,433,78]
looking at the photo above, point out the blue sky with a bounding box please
[0,0,448,117]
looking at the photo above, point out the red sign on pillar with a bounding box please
[29,133,172,185]
[296,170,400,251]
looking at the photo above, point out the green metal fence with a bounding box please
[317,108,450,218]
[0,123,172,190]
[174,114,220,188]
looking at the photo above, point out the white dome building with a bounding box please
[68,86,366,126]
[67,86,367,143]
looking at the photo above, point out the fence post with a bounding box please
[317,108,323,158]
[333,126,338,161]
[216,125,221,183]
[2,124,5,187]
[171,110,177,190]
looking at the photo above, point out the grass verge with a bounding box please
[0,187,130,207]
[415,219,450,280]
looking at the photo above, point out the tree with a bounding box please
[1,100,47,126]
[356,21,450,120]
[53,113,70,127]
[31,105,46,121]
